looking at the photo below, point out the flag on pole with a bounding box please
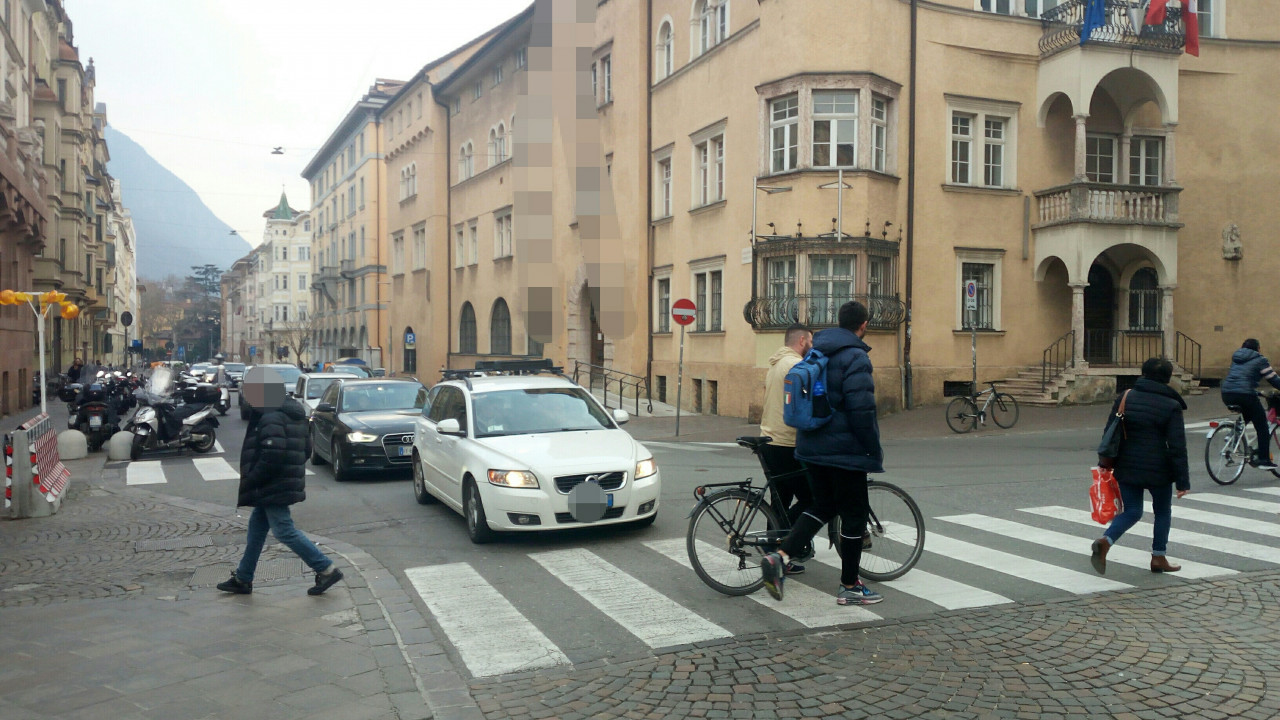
[1080,0,1107,45]
[1128,0,1149,34]
[1183,0,1200,56]
[1145,0,1171,25]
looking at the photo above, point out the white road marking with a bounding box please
[1022,506,1280,565]
[641,442,721,453]
[805,541,1012,609]
[125,461,166,485]
[1145,502,1280,538]
[403,563,568,678]
[913,526,1130,594]
[1182,493,1280,515]
[530,548,730,649]
[937,513,1233,580]
[642,538,880,626]
[1184,420,1214,431]
[193,457,239,482]
[214,440,225,454]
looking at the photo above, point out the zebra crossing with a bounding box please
[401,486,1280,679]
[122,440,321,486]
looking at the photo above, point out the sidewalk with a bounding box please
[625,391,1229,443]
[0,455,477,720]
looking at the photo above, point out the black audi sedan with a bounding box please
[309,378,428,481]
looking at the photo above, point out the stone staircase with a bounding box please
[997,363,1208,407]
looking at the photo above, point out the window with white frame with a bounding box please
[454,225,465,268]
[298,274,307,290]
[656,21,673,79]
[765,256,797,326]
[515,46,527,69]
[413,224,427,270]
[770,95,799,173]
[955,249,1003,330]
[655,273,672,333]
[493,210,513,258]
[694,0,728,56]
[1128,267,1161,331]
[359,177,365,208]
[812,91,858,168]
[1086,134,1115,183]
[492,64,503,87]
[458,142,474,180]
[693,133,725,206]
[654,151,673,218]
[809,255,855,326]
[472,81,482,100]
[871,95,890,172]
[391,232,405,275]
[488,122,507,164]
[1198,0,1217,37]
[1129,136,1163,186]
[691,261,724,332]
[468,221,478,265]
[601,55,612,103]
[946,97,1018,189]
[868,255,894,297]
[591,62,598,101]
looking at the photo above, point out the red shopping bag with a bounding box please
[1090,466,1123,524]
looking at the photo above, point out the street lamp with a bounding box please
[750,180,793,302]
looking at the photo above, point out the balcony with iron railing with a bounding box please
[743,293,906,332]
[1040,0,1185,57]
[1034,181,1181,229]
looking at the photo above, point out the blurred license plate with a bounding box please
[397,446,412,457]
[89,416,103,428]
[606,493,614,508]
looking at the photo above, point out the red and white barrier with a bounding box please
[5,413,70,518]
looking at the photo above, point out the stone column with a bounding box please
[1119,131,1132,185]
[1071,281,1089,368]
[1163,123,1177,186]
[1160,284,1177,361]
[1073,115,1090,181]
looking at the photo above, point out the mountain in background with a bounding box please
[104,125,252,281]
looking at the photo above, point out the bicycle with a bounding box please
[684,436,925,596]
[1204,393,1280,485]
[946,381,1019,434]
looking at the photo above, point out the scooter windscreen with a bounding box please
[146,366,175,398]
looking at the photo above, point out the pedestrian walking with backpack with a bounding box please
[762,301,885,606]
[217,366,343,596]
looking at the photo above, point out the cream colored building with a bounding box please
[256,193,313,364]
[304,81,403,368]
[106,177,138,365]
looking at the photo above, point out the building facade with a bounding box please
[257,193,312,364]
[304,81,402,368]
[106,176,138,365]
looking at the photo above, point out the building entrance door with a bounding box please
[1083,264,1115,365]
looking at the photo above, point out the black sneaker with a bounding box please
[784,561,806,576]
[216,572,252,594]
[1258,456,1279,471]
[307,566,343,596]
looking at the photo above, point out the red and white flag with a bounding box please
[1145,0,1170,24]
[1184,0,1200,56]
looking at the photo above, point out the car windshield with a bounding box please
[306,377,339,399]
[225,363,245,373]
[332,365,369,377]
[472,388,614,438]
[267,366,303,385]
[341,383,426,412]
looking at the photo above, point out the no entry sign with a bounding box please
[671,298,697,326]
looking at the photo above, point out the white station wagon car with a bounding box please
[411,360,660,543]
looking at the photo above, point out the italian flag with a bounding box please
[1146,0,1200,56]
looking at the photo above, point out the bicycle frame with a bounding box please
[687,480,785,551]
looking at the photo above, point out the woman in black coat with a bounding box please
[1091,357,1190,574]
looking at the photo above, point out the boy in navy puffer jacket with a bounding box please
[1221,339,1280,470]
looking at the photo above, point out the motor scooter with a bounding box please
[126,367,219,460]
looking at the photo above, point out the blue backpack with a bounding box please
[782,349,834,431]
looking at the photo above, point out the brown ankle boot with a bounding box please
[1090,537,1111,574]
[1150,555,1181,573]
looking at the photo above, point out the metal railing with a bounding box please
[1040,0,1185,56]
[572,361,653,415]
[1042,329,1076,392]
[1035,182,1180,226]
[1175,331,1202,380]
[1084,329,1164,367]
[742,293,906,331]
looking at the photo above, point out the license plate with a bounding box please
[397,445,412,457]
[89,416,103,428]
[606,493,614,508]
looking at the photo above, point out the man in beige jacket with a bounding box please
[759,324,813,574]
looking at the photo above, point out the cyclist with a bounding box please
[1221,338,1280,470]
[758,323,814,575]
[761,301,885,606]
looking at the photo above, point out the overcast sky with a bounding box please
[68,0,531,248]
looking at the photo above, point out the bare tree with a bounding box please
[270,313,323,367]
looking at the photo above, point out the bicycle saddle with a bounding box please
[1226,405,1243,413]
[736,436,773,449]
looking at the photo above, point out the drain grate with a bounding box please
[135,536,215,552]
[189,558,308,586]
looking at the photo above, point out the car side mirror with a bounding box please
[438,418,465,436]
[612,408,630,425]
[316,402,336,413]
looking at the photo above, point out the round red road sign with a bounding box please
[671,298,697,326]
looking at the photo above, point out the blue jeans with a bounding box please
[235,505,332,583]
[1103,482,1173,556]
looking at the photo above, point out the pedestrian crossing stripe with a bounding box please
[125,461,165,485]
[1158,502,1280,539]
[213,440,225,454]
[804,542,1013,610]
[193,457,238,482]
[1180,492,1280,515]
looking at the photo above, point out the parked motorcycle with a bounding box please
[126,366,219,461]
[66,370,123,452]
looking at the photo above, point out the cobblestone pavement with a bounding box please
[470,571,1280,720]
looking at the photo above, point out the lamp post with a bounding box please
[750,180,793,308]
[0,290,81,414]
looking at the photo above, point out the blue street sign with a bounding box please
[177,346,186,359]
[249,345,257,357]
[404,332,416,349]
[131,339,142,348]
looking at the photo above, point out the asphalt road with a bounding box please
[116,394,1280,679]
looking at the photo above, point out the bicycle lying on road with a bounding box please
[1204,392,1280,485]
[946,381,1020,434]
[684,436,925,596]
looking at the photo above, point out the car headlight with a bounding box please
[487,469,540,488]
[347,431,379,443]
[635,458,658,479]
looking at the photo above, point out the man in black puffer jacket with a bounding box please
[761,301,885,607]
[1091,357,1190,575]
[1221,338,1280,470]
[217,367,343,596]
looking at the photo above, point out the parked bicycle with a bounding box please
[1204,392,1280,485]
[684,436,925,596]
[946,381,1019,433]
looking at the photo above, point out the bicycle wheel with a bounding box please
[946,397,978,434]
[1270,427,1280,479]
[686,488,781,596]
[858,482,926,581]
[990,393,1019,429]
[1205,424,1247,486]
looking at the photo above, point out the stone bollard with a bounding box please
[58,430,88,460]
[107,431,135,462]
